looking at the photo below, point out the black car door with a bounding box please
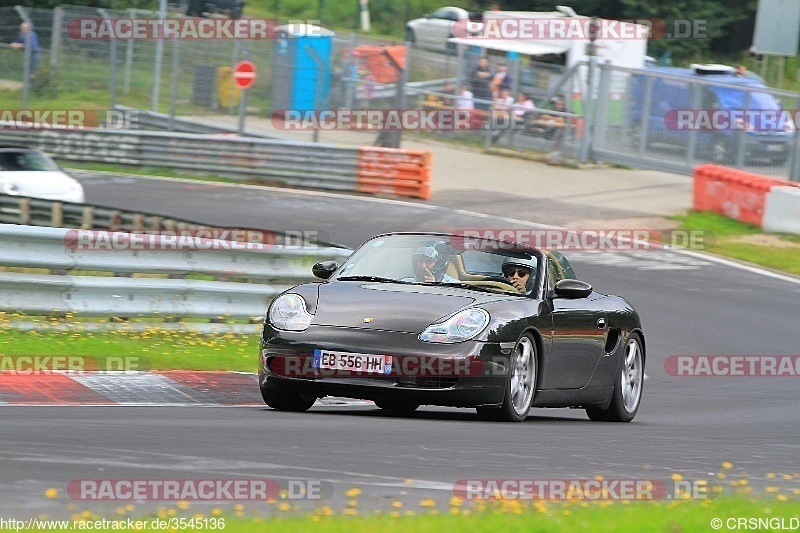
[543,255,607,389]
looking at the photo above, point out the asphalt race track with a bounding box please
[1,172,799,517]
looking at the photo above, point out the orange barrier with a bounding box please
[352,45,406,84]
[357,147,431,200]
[693,164,798,227]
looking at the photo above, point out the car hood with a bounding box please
[312,281,480,333]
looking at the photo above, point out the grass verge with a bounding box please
[0,314,258,372]
[27,495,800,533]
[672,210,800,276]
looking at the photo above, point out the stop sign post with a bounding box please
[234,60,256,133]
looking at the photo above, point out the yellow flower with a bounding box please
[420,499,436,508]
[671,473,683,482]
[721,462,733,470]
[44,488,59,499]
[345,487,362,498]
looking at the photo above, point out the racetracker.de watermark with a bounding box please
[0,109,138,129]
[67,479,333,500]
[664,109,800,131]
[273,109,475,131]
[67,17,283,40]
[452,17,710,41]
[665,355,800,377]
[452,229,714,252]
[452,479,713,500]
[0,356,148,374]
[62,229,326,251]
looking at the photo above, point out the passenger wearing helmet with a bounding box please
[501,256,536,294]
[406,245,457,283]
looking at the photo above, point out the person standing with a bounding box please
[470,57,492,112]
[490,62,512,99]
[456,84,474,110]
[11,23,40,75]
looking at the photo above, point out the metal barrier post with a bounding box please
[168,38,180,131]
[124,8,136,95]
[151,0,167,111]
[592,61,612,152]
[305,45,325,144]
[578,56,597,163]
[637,76,654,157]
[51,7,63,75]
[790,96,800,182]
[98,9,118,109]
[686,83,700,166]
[734,90,751,168]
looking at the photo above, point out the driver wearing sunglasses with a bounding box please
[501,257,536,294]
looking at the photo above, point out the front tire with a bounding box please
[586,333,644,422]
[260,385,316,412]
[711,136,734,164]
[476,334,536,422]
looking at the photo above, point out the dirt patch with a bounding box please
[725,234,800,249]
[0,79,22,91]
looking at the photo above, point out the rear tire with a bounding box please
[586,333,644,422]
[260,385,316,412]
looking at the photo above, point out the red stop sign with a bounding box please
[234,61,256,89]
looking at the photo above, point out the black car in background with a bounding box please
[172,0,244,18]
[259,232,645,422]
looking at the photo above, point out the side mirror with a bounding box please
[553,279,592,299]
[424,13,433,19]
[312,261,338,280]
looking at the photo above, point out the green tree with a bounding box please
[619,0,753,62]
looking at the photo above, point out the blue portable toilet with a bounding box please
[272,24,334,114]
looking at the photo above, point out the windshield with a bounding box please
[0,151,60,172]
[333,234,539,295]
[712,88,781,110]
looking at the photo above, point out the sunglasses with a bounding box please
[504,268,530,278]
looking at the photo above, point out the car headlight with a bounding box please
[2,183,19,195]
[420,308,489,343]
[268,294,313,331]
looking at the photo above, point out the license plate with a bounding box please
[313,349,392,375]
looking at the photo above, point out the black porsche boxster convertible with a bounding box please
[259,232,645,422]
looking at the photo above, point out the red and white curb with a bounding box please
[0,371,371,407]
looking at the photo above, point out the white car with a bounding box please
[0,147,85,203]
[405,6,479,51]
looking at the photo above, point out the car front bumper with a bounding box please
[258,325,509,408]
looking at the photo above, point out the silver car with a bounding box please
[405,6,477,51]
[0,147,85,203]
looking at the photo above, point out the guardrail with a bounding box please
[0,128,432,200]
[0,193,213,233]
[112,105,275,138]
[0,224,352,319]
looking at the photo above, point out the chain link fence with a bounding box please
[2,6,799,180]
